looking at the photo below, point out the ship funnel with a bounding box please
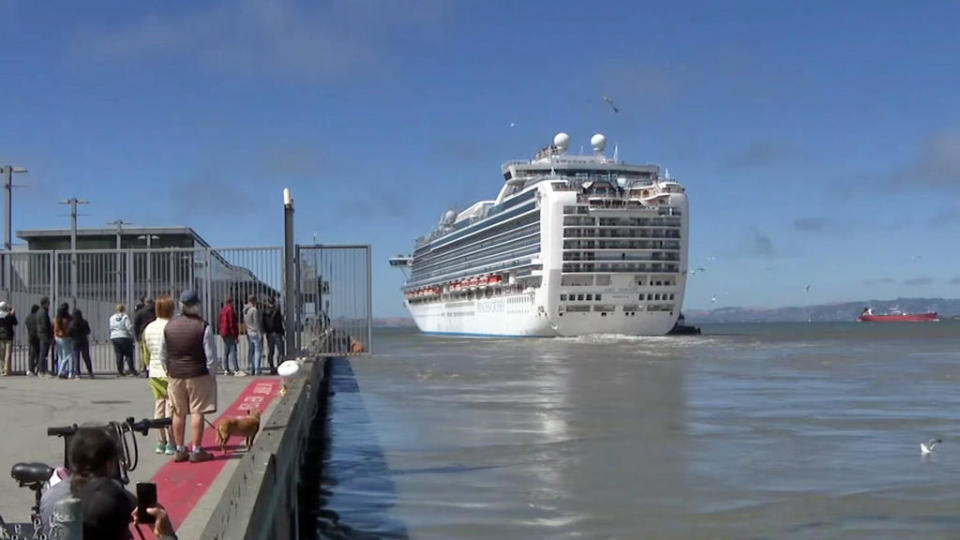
[591,133,606,154]
[553,132,570,152]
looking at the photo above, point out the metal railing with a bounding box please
[0,245,371,374]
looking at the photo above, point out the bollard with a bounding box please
[49,497,81,540]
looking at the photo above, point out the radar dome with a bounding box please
[591,133,606,152]
[444,210,456,222]
[553,132,570,150]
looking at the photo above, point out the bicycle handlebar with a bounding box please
[46,417,172,438]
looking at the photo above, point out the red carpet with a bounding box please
[144,378,281,536]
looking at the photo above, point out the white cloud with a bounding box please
[84,0,442,81]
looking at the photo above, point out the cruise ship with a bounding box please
[390,132,689,337]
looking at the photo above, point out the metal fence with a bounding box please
[297,245,372,357]
[0,245,371,374]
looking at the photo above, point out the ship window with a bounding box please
[577,294,584,301]
[586,294,593,301]
[560,294,567,301]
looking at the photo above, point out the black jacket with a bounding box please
[133,305,156,339]
[36,307,52,340]
[25,311,38,339]
[0,313,17,341]
[67,318,91,345]
[261,306,284,335]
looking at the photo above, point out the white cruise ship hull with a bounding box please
[407,292,681,337]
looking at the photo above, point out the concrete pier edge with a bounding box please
[200,356,330,540]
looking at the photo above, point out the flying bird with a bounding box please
[691,267,706,275]
[509,122,517,128]
[602,96,619,114]
[921,438,942,455]
[710,295,718,303]
[805,284,811,293]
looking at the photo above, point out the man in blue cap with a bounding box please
[164,289,219,463]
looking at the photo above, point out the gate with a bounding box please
[296,245,372,357]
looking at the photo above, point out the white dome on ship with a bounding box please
[443,210,456,223]
[591,133,606,152]
[553,132,570,151]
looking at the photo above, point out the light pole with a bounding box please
[59,198,89,307]
[1,165,27,293]
[137,234,160,299]
[108,219,132,302]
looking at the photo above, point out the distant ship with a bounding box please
[858,307,939,322]
[389,132,689,337]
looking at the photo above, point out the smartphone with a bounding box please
[136,482,157,524]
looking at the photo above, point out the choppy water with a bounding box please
[320,322,960,539]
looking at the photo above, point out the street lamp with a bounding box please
[1,165,27,293]
[59,198,89,307]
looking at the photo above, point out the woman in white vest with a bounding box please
[142,295,176,454]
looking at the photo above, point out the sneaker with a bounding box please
[26,370,35,376]
[173,449,190,463]
[156,443,166,454]
[165,444,177,455]
[234,371,247,377]
[189,449,214,463]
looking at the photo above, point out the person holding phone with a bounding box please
[40,427,179,539]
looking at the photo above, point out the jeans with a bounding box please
[247,334,262,375]
[28,336,40,374]
[222,336,239,373]
[38,338,52,374]
[266,333,284,373]
[111,337,136,375]
[55,337,74,377]
[72,341,93,378]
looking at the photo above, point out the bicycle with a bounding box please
[0,416,172,539]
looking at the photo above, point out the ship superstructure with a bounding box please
[390,132,689,336]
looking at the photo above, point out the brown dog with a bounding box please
[216,408,261,453]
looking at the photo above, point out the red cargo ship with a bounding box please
[858,308,939,322]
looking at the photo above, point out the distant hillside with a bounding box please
[684,297,960,323]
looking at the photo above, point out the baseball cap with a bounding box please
[180,289,200,305]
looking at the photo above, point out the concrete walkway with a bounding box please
[0,373,281,534]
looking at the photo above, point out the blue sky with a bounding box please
[1,1,959,317]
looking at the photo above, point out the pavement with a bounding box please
[0,372,283,537]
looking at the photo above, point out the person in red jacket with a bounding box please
[218,296,242,376]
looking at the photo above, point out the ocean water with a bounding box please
[319,322,960,539]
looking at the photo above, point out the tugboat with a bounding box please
[668,313,701,335]
[858,307,939,322]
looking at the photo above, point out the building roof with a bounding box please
[16,226,211,247]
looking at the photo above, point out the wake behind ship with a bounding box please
[390,132,689,337]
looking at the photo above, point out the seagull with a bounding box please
[602,96,620,114]
[509,122,517,128]
[805,284,811,293]
[921,438,942,455]
[710,295,718,303]
[690,267,706,275]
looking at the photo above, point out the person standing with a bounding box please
[261,297,285,375]
[143,295,176,455]
[54,303,73,379]
[108,304,137,376]
[68,309,94,378]
[165,290,218,463]
[134,298,156,377]
[0,302,17,376]
[25,304,40,376]
[218,296,243,376]
[243,295,263,376]
[37,297,53,377]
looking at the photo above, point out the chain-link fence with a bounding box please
[0,245,370,374]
